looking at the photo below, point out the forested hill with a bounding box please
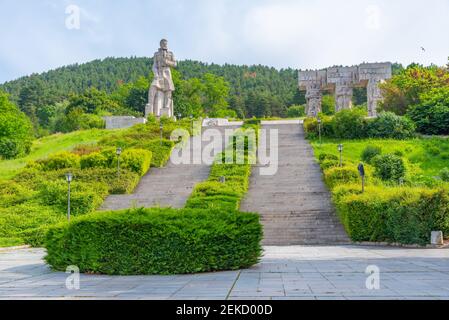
[0,57,303,118]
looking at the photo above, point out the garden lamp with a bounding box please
[338,144,343,167]
[116,147,122,177]
[65,172,73,222]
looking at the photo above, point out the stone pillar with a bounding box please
[298,70,327,117]
[305,83,322,117]
[358,63,392,117]
[366,79,383,117]
[327,67,358,113]
[335,83,354,112]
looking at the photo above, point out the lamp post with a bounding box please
[358,163,365,193]
[65,172,73,222]
[178,113,182,121]
[317,117,322,146]
[190,114,194,135]
[160,123,164,146]
[338,144,343,167]
[116,147,122,178]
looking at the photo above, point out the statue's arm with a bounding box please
[152,55,159,75]
[165,53,177,68]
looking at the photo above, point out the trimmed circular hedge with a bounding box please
[44,208,263,275]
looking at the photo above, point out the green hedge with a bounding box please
[99,138,174,168]
[304,110,416,140]
[323,166,360,189]
[334,186,449,245]
[29,152,81,171]
[186,126,255,211]
[80,148,152,176]
[45,208,263,275]
[38,181,109,215]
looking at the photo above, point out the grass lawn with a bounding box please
[310,137,449,179]
[0,128,124,180]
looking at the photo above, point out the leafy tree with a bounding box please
[379,64,449,115]
[66,88,121,115]
[201,73,230,116]
[0,91,34,159]
[408,87,449,135]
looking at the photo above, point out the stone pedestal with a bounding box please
[431,231,444,245]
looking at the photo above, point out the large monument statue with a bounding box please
[145,39,177,118]
[299,63,392,117]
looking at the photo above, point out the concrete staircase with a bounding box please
[240,123,350,245]
[100,126,234,210]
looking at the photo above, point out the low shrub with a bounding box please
[80,148,116,169]
[0,137,32,160]
[318,153,339,162]
[372,154,406,182]
[361,145,382,164]
[45,208,263,275]
[320,159,340,170]
[0,202,63,247]
[286,105,305,118]
[71,144,101,156]
[332,108,368,139]
[0,181,36,207]
[31,152,80,171]
[335,186,449,245]
[324,166,360,189]
[38,180,108,215]
[367,112,416,139]
[303,115,333,138]
[440,168,449,182]
[121,149,152,176]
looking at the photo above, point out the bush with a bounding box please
[31,152,80,171]
[303,115,333,138]
[286,105,305,118]
[332,108,368,139]
[38,180,108,215]
[440,168,449,182]
[45,208,263,275]
[372,154,405,182]
[335,186,449,245]
[0,138,32,160]
[367,112,416,139]
[318,153,339,162]
[121,149,152,176]
[138,140,174,167]
[323,166,360,189]
[0,181,36,207]
[407,87,449,135]
[0,91,34,159]
[80,148,116,169]
[361,145,382,164]
[320,159,340,170]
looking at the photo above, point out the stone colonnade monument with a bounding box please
[145,39,177,118]
[299,62,392,117]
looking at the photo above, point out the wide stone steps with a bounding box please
[240,123,350,246]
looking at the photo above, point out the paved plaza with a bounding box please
[1,246,448,300]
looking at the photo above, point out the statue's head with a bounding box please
[160,39,168,50]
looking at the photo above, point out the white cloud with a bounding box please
[0,0,448,83]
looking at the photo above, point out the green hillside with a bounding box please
[0,57,303,119]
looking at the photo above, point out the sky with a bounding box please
[0,0,449,83]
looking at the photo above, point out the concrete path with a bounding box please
[241,123,350,245]
[101,126,234,210]
[1,246,449,300]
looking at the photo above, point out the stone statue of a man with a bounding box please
[145,39,177,118]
